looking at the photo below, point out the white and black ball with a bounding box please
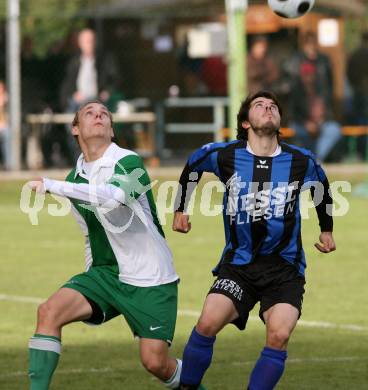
[268,0,315,19]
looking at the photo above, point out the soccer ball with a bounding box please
[268,0,315,19]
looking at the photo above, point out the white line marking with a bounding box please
[0,367,116,378]
[0,294,43,304]
[1,294,367,332]
[231,356,365,366]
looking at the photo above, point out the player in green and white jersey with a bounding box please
[27,101,181,389]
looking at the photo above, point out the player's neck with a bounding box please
[247,133,279,157]
[81,141,111,162]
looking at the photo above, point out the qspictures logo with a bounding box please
[20,169,352,231]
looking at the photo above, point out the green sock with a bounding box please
[28,334,61,390]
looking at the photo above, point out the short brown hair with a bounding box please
[72,100,114,128]
[72,100,114,146]
[236,90,282,140]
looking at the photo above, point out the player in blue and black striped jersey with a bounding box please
[173,91,336,390]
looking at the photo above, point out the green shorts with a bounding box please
[62,265,178,344]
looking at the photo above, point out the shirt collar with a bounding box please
[246,142,281,157]
[74,142,118,178]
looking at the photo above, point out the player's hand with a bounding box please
[314,232,336,253]
[28,179,45,194]
[172,211,191,233]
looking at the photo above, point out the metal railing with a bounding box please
[155,97,229,156]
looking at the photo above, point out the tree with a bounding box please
[0,0,114,57]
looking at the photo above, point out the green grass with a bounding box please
[0,176,368,389]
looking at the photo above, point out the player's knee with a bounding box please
[196,317,219,337]
[141,354,168,377]
[267,328,291,349]
[37,301,59,327]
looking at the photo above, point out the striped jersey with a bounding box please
[44,142,178,287]
[175,140,333,276]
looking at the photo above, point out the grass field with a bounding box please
[1,173,368,389]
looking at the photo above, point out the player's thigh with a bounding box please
[118,281,178,344]
[197,293,239,336]
[259,260,305,324]
[39,287,93,326]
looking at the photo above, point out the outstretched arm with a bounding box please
[29,178,127,208]
[28,155,152,209]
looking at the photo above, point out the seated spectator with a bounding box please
[289,62,341,161]
[347,31,368,125]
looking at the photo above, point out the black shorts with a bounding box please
[208,256,306,330]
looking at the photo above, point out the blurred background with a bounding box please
[0,0,367,169]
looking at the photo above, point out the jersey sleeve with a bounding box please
[43,178,126,207]
[304,155,333,232]
[174,142,222,212]
[44,155,150,207]
[109,154,151,202]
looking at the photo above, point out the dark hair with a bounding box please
[236,90,282,140]
[251,34,268,46]
[302,31,317,45]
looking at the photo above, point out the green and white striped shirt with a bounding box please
[43,143,178,287]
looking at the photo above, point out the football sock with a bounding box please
[248,346,287,390]
[28,334,61,390]
[180,327,216,388]
[162,359,182,388]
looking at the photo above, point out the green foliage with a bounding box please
[342,4,368,53]
[0,0,114,58]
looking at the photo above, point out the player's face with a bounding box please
[72,103,113,144]
[244,97,281,136]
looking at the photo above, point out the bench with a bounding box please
[341,126,368,161]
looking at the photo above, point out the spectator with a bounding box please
[289,61,341,161]
[60,28,120,162]
[200,56,227,96]
[247,35,279,95]
[0,80,8,167]
[285,31,333,106]
[177,38,207,96]
[60,28,119,111]
[200,35,279,97]
[347,31,368,125]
